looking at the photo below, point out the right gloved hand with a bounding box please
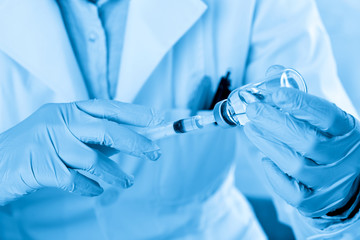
[244,88,360,225]
[0,100,162,205]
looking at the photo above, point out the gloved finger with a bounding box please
[246,102,334,162]
[68,112,162,161]
[56,135,135,188]
[261,157,313,211]
[246,102,357,163]
[244,123,321,186]
[75,100,164,127]
[61,169,104,197]
[262,157,355,217]
[272,88,354,136]
[297,173,358,217]
[87,153,135,188]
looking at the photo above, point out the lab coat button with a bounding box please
[89,32,98,42]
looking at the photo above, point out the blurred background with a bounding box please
[235,1,360,239]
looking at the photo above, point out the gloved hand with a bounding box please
[244,88,360,221]
[0,100,162,205]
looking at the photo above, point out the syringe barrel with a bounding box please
[213,65,307,127]
[134,114,216,141]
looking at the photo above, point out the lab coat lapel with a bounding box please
[0,0,87,101]
[115,0,207,102]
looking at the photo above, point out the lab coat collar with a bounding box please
[115,0,207,102]
[0,0,206,102]
[0,0,88,101]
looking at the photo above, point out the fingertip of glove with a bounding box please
[92,185,104,196]
[82,184,104,197]
[122,175,135,188]
[143,148,162,161]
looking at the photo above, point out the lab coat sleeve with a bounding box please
[243,0,360,238]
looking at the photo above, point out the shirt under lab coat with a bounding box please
[57,0,129,99]
[0,0,357,239]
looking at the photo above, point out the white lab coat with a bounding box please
[0,0,355,239]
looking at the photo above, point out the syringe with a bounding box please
[135,65,307,141]
[134,114,216,141]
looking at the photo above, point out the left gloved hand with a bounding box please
[244,88,360,221]
[0,100,162,205]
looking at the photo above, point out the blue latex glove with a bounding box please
[0,100,162,205]
[244,88,360,220]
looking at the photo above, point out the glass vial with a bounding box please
[213,65,307,127]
